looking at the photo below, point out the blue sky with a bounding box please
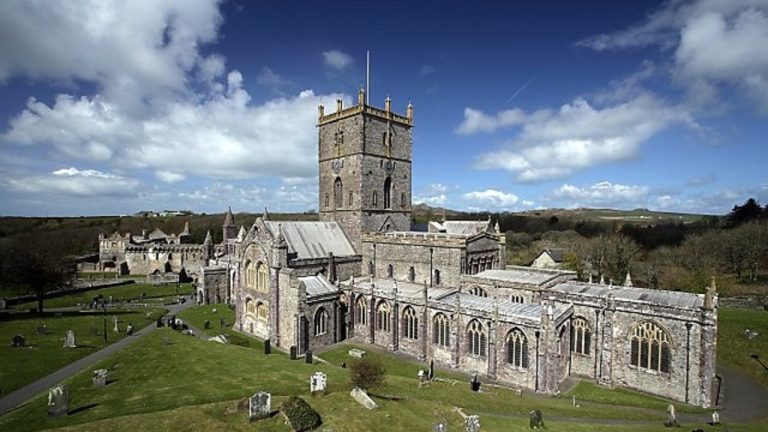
[1,0,767,216]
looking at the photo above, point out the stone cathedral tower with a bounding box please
[318,89,413,252]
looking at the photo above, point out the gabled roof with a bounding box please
[264,221,356,259]
[551,281,705,309]
[428,220,490,236]
[299,275,338,298]
[541,248,566,263]
[148,228,168,240]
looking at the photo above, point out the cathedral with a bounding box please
[104,90,719,408]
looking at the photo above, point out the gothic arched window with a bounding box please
[630,321,671,373]
[468,286,488,297]
[408,266,415,282]
[433,313,450,347]
[384,177,392,209]
[255,302,268,321]
[334,177,343,209]
[387,264,393,278]
[256,262,268,292]
[402,306,418,339]
[570,317,591,355]
[376,301,391,332]
[355,296,367,325]
[467,319,487,357]
[433,269,441,286]
[314,307,327,336]
[507,328,529,368]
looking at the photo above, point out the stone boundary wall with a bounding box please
[719,295,768,309]
[3,279,135,306]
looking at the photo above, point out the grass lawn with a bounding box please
[177,303,265,350]
[0,307,166,395]
[13,283,195,310]
[717,307,768,388]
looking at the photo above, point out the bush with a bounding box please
[280,396,321,431]
[226,333,250,347]
[349,356,386,390]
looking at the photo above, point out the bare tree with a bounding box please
[3,241,75,314]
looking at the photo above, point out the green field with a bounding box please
[0,308,165,395]
[12,283,194,310]
[717,307,768,388]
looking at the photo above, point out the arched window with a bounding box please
[507,328,529,368]
[334,177,343,209]
[402,306,418,339]
[368,261,374,276]
[384,177,392,209]
[570,317,591,355]
[468,286,488,297]
[466,319,487,357]
[387,264,393,278]
[510,294,524,303]
[256,262,268,292]
[376,301,391,332]
[408,266,415,282]
[245,298,255,315]
[433,269,441,286]
[356,297,367,325]
[255,302,268,321]
[245,261,255,288]
[433,313,450,347]
[314,307,327,336]
[372,191,378,207]
[400,192,406,208]
[630,321,671,373]
[348,191,353,206]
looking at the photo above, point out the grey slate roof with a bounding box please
[473,268,569,287]
[352,277,456,299]
[551,281,705,309]
[429,220,490,236]
[545,248,566,263]
[264,221,356,259]
[299,275,338,298]
[438,292,569,323]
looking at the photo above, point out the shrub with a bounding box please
[226,333,250,347]
[280,396,321,431]
[349,356,386,390]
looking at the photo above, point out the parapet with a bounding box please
[318,89,413,127]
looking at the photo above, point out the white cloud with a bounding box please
[156,170,186,183]
[462,189,519,208]
[413,183,450,206]
[473,94,694,182]
[577,0,768,112]
[3,167,139,197]
[552,181,649,206]
[322,50,353,71]
[522,200,535,207]
[455,107,526,135]
[256,67,289,87]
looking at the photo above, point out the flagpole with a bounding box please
[366,50,370,104]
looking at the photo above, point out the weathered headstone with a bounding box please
[0,298,6,309]
[290,346,297,360]
[126,323,135,336]
[204,320,211,330]
[470,372,480,392]
[113,316,120,333]
[348,348,366,358]
[47,385,69,417]
[156,318,163,328]
[428,359,435,380]
[12,334,25,347]
[350,387,378,409]
[248,391,271,421]
[92,369,108,387]
[711,410,720,425]
[465,415,480,432]
[432,423,448,432]
[63,330,76,348]
[208,334,228,344]
[37,325,48,335]
[529,409,544,429]
[664,404,678,427]
[305,350,313,364]
[310,372,327,393]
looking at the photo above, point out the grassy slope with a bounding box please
[13,283,194,310]
[0,308,165,394]
[717,307,768,388]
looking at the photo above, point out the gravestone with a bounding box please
[156,318,163,328]
[711,410,720,425]
[348,348,366,358]
[126,323,135,336]
[47,385,69,417]
[664,404,678,427]
[12,334,25,347]
[350,387,378,409]
[63,330,76,348]
[204,320,211,330]
[433,423,448,432]
[37,325,48,335]
[470,372,480,392]
[264,339,271,354]
[465,415,480,432]
[529,409,544,429]
[92,369,108,387]
[0,298,6,309]
[248,391,271,421]
[113,316,120,333]
[310,372,327,393]
[305,350,313,364]
[428,359,435,380]
[290,346,297,360]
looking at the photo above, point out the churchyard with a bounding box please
[11,282,195,310]
[0,304,765,431]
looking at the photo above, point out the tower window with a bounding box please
[384,177,392,209]
[348,192,353,206]
[334,177,343,209]
[401,192,406,208]
[386,264,393,278]
[408,266,415,282]
[372,191,378,207]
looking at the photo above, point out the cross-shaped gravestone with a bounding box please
[310,372,327,393]
[248,391,271,421]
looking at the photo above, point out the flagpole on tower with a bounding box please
[366,50,370,105]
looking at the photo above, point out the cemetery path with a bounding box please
[0,301,194,417]
[717,365,768,423]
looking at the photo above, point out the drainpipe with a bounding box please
[535,330,540,392]
[685,322,692,404]
[429,248,434,287]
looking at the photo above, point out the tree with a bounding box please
[727,198,763,225]
[349,357,386,390]
[3,241,75,315]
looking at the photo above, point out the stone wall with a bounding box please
[124,245,206,275]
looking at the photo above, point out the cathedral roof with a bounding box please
[147,227,168,240]
[428,220,490,236]
[439,292,569,323]
[473,267,574,287]
[263,221,356,259]
[551,281,705,309]
[298,275,338,298]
